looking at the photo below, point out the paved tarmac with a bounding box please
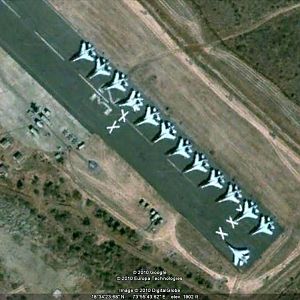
[0,0,282,269]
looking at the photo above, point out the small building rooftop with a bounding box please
[0,136,13,149]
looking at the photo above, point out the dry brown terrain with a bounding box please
[0,46,217,292]
[49,0,300,293]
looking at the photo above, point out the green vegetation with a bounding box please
[224,10,300,105]
[193,0,300,105]
[195,0,299,36]
[0,175,194,292]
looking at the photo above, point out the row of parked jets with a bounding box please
[71,41,276,267]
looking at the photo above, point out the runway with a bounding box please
[0,0,282,268]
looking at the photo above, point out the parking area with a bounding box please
[0,0,282,269]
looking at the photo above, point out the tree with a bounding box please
[72,189,82,201]
[82,217,90,226]
[16,179,24,189]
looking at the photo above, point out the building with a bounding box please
[13,151,24,163]
[0,136,12,149]
[28,125,39,136]
[34,118,44,128]
[43,107,51,117]
[77,141,85,150]
[0,163,8,177]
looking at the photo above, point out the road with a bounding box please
[0,0,281,268]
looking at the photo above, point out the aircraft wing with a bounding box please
[80,42,86,54]
[233,254,239,266]
[118,85,127,92]
[86,55,95,62]
[263,227,274,235]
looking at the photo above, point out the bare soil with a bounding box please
[48,0,300,293]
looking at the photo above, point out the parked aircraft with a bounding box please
[71,40,96,62]
[106,121,120,134]
[168,137,193,159]
[199,169,225,189]
[228,244,250,267]
[217,183,242,204]
[103,71,128,92]
[152,121,177,143]
[251,215,275,236]
[215,227,228,240]
[88,57,111,79]
[235,200,259,222]
[183,152,209,173]
[136,105,161,126]
[118,90,144,112]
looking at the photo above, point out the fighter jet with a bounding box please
[217,183,242,204]
[168,137,193,159]
[183,152,209,173]
[228,244,250,267]
[118,90,144,112]
[251,215,275,236]
[88,57,112,79]
[152,121,177,143]
[234,200,259,222]
[199,169,225,189]
[135,105,161,126]
[103,71,128,92]
[71,40,96,62]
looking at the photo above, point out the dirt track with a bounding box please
[123,0,300,292]
[220,2,300,42]
[123,0,300,169]
[48,0,300,293]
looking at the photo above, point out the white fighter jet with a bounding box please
[183,152,209,173]
[234,200,259,222]
[136,105,161,126]
[228,244,250,267]
[199,169,225,189]
[251,215,275,236]
[118,90,144,112]
[89,57,112,79]
[217,183,242,204]
[71,40,96,62]
[103,71,128,92]
[168,137,193,159]
[152,121,177,143]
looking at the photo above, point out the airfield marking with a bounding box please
[94,89,152,146]
[118,109,129,123]
[86,83,199,174]
[1,0,21,18]
[226,216,239,229]
[34,31,65,61]
[216,227,228,240]
[106,121,120,134]
[166,158,197,187]
[79,74,103,97]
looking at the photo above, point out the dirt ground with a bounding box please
[48,0,300,293]
[0,48,90,153]
[0,43,215,292]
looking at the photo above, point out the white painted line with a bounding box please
[1,0,21,18]
[78,75,193,177]
[167,158,196,186]
[41,0,82,36]
[95,88,152,145]
[127,120,152,145]
[78,74,104,98]
[34,31,65,61]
